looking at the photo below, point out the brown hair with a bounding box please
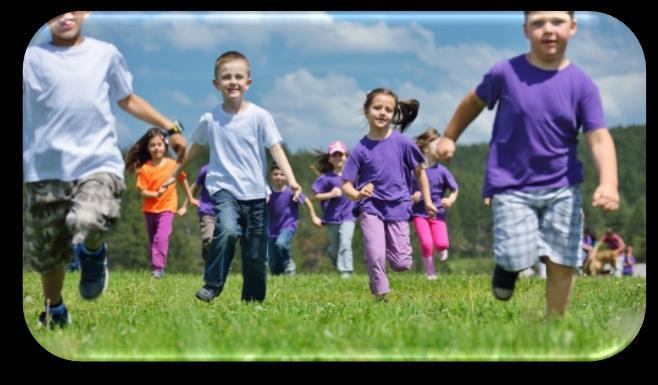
[524,11,574,21]
[214,50,251,79]
[414,128,441,152]
[124,128,169,174]
[363,88,419,133]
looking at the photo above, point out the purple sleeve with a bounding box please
[311,175,326,194]
[342,148,360,184]
[403,136,425,173]
[444,169,458,191]
[578,78,607,132]
[195,168,206,186]
[475,62,503,110]
[298,192,307,205]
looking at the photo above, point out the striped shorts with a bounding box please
[24,172,125,273]
[491,186,583,271]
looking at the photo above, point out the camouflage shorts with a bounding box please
[24,172,125,273]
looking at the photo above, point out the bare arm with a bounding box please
[270,143,301,200]
[341,180,374,201]
[312,188,342,201]
[441,189,459,209]
[117,93,186,160]
[586,128,619,211]
[436,89,487,161]
[415,165,438,217]
[303,198,322,227]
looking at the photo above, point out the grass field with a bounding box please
[23,267,645,361]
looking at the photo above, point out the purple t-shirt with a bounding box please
[311,172,355,224]
[476,54,607,197]
[195,165,214,217]
[268,185,307,237]
[342,130,425,221]
[411,163,458,219]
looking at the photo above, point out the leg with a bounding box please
[326,224,339,268]
[429,218,449,261]
[144,213,157,268]
[412,216,435,277]
[240,198,268,302]
[337,221,355,274]
[277,229,297,275]
[385,220,413,272]
[150,211,174,271]
[204,190,241,288]
[545,258,576,317]
[267,237,282,275]
[199,215,217,262]
[360,213,389,295]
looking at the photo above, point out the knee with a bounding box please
[390,259,412,272]
[217,223,240,240]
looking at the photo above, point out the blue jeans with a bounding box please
[326,221,355,273]
[268,228,296,276]
[205,189,268,302]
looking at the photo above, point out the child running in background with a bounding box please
[311,141,356,278]
[177,164,217,262]
[410,128,459,280]
[268,164,322,275]
[125,128,194,278]
[342,88,437,301]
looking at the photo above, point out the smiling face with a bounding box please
[47,11,89,47]
[524,11,576,67]
[270,167,287,189]
[213,59,252,104]
[365,93,396,133]
[147,134,166,161]
[329,151,347,170]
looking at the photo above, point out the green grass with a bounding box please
[23,270,645,361]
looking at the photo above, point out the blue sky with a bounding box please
[28,11,646,153]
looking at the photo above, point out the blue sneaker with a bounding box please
[37,306,71,328]
[78,243,109,300]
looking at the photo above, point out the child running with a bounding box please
[342,88,437,301]
[125,128,194,278]
[410,128,459,280]
[311,141,356,278]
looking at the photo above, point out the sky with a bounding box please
[27,11,646,153]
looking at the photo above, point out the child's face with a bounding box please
[524,12,576,63]
[270,169,287,187]
[329,151,346,169]
[365,94,396,131]
[48,11,89,46]
[213,59,252,103]
[147,135,166,160]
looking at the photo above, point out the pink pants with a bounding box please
[412,216,449,258]
[144,211,174,271]
[360,213,413,295]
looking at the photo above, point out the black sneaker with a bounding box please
[195,284,222,303]
[37,307,71,328]
[78,243,109,300]
[492,264,519,301]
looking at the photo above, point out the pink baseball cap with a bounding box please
[327,140,348,155]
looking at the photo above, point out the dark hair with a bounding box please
[415,128,441,151]
[124,128,169,174]
[524,11,574,21]
[214,50,250,79]
[363,88,419,133]
[270,163,281,173]
[311,148,349,174]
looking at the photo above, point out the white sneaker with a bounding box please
[439,250,448,262]
[427,275,438,280]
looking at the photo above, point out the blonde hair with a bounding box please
[214,50,251,79]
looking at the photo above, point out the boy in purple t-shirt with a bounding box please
[177,164,215,261]
[410,129,459,280]
[268,164,322,276]
[342,88,437,301]
[436,11,620,317]
[311,141,356,278]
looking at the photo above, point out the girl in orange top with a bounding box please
[126,128,194,278]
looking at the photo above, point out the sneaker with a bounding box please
[195,284,222,303]
[37,307,71,329]
[374,293,388,302]
[340,272,352,279]
[492,264,519,301]
[439,249,449,262]
[151,269,165,279]
[427,274,438,281]
[78,243,109,300]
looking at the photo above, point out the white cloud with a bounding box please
[166,89,193,106]
[596,72,646,126]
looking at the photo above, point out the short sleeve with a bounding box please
[475,63,503,111]
[107,46,134,102]
[578,78,607,133]
[444,169,459,191]
[260,110,283,149]
[312,175,327,194]
[189,114,210,146]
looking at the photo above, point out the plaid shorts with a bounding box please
[491,186,583,271]
[24,172,125,273]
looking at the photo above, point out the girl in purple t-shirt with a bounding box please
[410,128,459,280]
[268,164,322,276]
[311,140,356,278]
[342,88,438,301]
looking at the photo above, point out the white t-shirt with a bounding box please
[23,37,133,182]
[189,102,282,200]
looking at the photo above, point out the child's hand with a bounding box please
[440,197,454,209]
[190,198,200,208]
[312,216,323,228]
[436,137,456,162]
[289,182,302,202]
[411,191,422,203]
[331,187,343,198]
[592,184,620,211]
[483,197,491,206]
[161,176,176,189]
[157,185,167,197]
[358,183,375,199]
[425,202,438,217]
[177,206,187,216]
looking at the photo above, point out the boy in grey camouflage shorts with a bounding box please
[23,11,186,327]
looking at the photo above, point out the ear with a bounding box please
[212,79,220,90]
[245,77,253,90]
[569,18,577,37]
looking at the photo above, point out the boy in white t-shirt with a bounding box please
[23,11,186,327]
[175,50,302,303]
